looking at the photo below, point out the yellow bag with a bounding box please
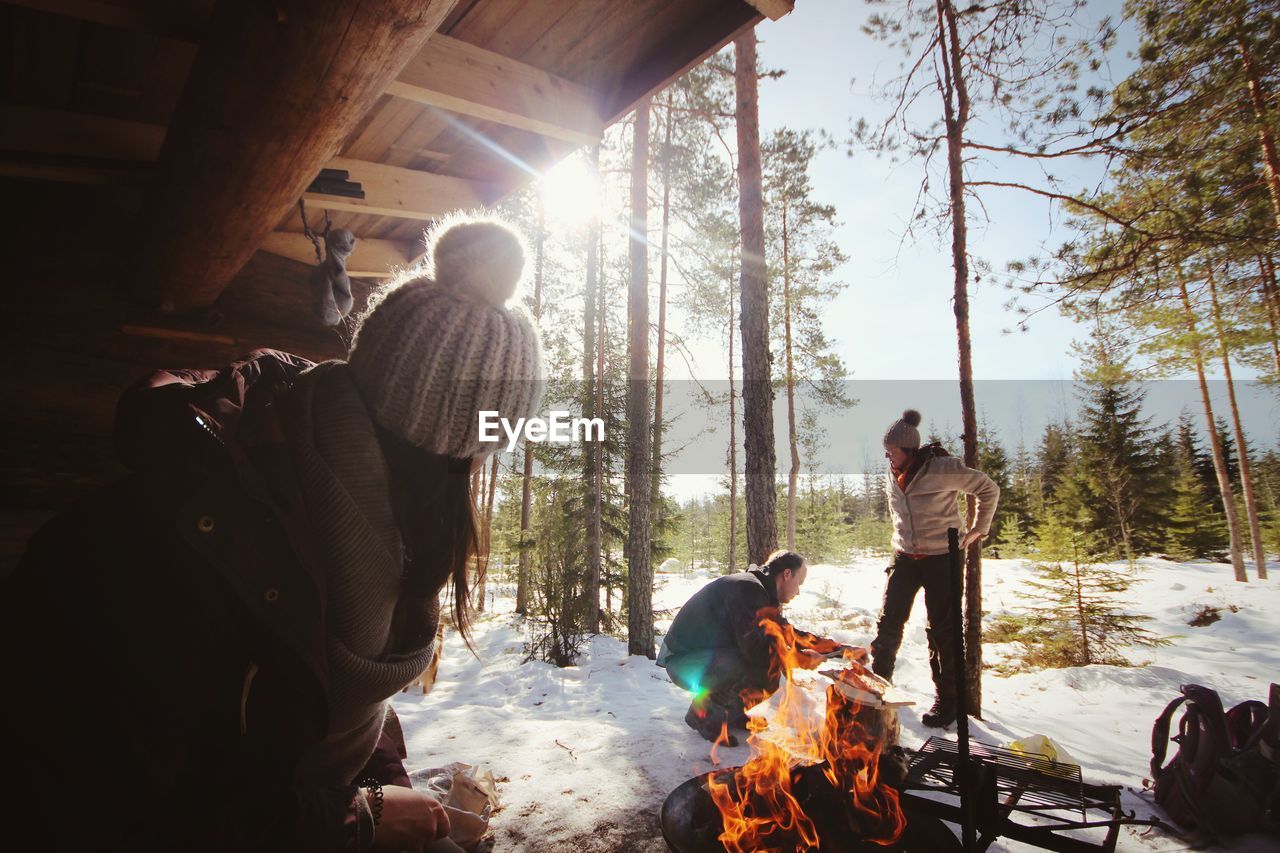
[1008,734,1079,767]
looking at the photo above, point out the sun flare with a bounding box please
[537,154,601,229]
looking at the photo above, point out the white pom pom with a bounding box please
[430,219,526,307]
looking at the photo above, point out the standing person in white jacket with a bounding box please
[869,409,1000,728]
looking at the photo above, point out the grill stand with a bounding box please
[899,530,1167,852]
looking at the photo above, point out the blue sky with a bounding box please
[751,0,1128,381]
[655,0,1279,500]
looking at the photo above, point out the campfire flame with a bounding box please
[706,614,906,851]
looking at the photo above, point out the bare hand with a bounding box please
[372,785,451,849]
[961,530,983,550]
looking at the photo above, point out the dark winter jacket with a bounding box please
[0,350,430,852]
[657,568,819,675]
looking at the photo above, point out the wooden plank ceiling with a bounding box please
[1,0,786,291]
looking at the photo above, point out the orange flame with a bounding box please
[707,613,905,850]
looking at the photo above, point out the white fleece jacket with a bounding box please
[886,454,1000,555]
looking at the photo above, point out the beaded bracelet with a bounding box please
[360,778,384,826]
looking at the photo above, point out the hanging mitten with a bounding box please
[312,228,357,325]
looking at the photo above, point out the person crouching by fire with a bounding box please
[0,216,543,852]
[869,409,999,729]
[657,550,860,747]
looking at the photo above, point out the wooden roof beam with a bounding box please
[137,0,461,312]
[0,107,484,222]
[302,157,486,221]
[386,35,605,146]
[742,0,794,21]
[258,231,420,279]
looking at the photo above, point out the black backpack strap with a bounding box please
[1153,693,1189,777]
[1228,700,1270,751]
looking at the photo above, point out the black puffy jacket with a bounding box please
[0,350,414,852]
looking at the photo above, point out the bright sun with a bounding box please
[537,154,601,229]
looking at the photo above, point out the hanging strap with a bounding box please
[1152,694,1189,777]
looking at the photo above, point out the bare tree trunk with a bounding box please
[1073,540,1089,664]
[516,200,545,617]
[626,100,654,658]
[1179,275,1248,582]
[477,453,498,612]
[596,225,607,621]
[782,198,800,551]
[471,466,484,611]
[729,259,739,573]
[1235,20,1280,232]
[734,31,778,567]
[1261,254,1280,378]
[937,0,981,716]
[653,95,673,528]
[1207,268,1268,580]
[583,145,603,632]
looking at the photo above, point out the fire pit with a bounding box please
[662,676,962,852]
[660,762,961,852]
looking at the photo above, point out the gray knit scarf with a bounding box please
[276,362,435,784]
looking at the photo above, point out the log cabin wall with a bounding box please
[0,0,785,573]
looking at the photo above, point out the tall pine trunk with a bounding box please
[734,31,778,566]
[477,453,498,612]
[584,145,603,632]
[1178,274,1248,582]
[937,0,982,716]
[653,95,673,521]
[728,260,740,573]
[783,198,800,551]
[1261,255,1280,378]
[1234,19,1280,232]
[1207,268,1268,580]
[596,225,608,623]
[516,202,545,616]
[626,101,654,658]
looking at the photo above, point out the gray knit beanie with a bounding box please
[348,215,543,458]
[883,409,922,450]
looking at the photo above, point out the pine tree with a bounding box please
[762,128,852,550]
[1165,451,1229,559]
[1072,322,1164,564]
[1010,494,1166,668]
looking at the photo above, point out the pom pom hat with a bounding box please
[882,409,923,450]
[348,215,544,459]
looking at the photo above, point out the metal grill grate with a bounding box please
[907,736,1087,813]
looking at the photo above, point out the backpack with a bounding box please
[1150,682,1280,841]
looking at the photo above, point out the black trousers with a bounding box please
[664,646,780,717]
[869,552,956,700]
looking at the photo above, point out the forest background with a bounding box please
[446,0,1280,704]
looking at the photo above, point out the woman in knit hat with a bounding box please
[870,409,999,729]
[0,215,542,852]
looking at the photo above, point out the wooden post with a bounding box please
[138,0,458,311]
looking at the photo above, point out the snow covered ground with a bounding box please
[392,556,1279,852]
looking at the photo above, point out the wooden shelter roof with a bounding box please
[2,0,788,284]
[0,0,793,571]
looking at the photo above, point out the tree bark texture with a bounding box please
[584,145,603,633]
[516,199,545,617]
[783,199,799,551]
[734,31,778,567]
[626,101,654,658]
[1179,276,1248,582]
[1207,269,1267,579]
[937,0,982,717]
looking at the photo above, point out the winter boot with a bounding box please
[921,696,957,728]
[685,702,739,747]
